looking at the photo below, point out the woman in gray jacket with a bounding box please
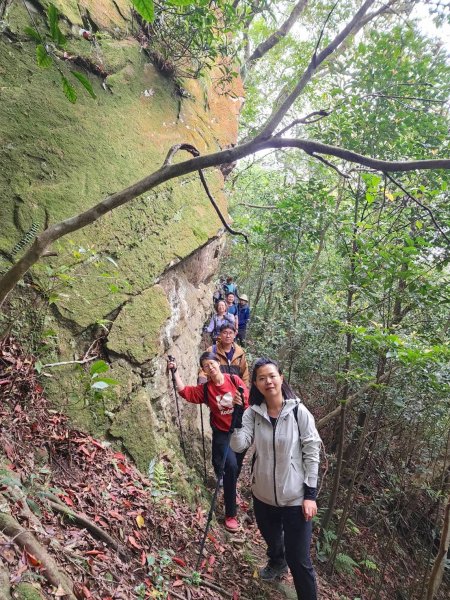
[231,358,321,600]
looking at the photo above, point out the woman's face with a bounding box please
[254,364,283,399]
[216,301,226,315]
[201,359,221,379]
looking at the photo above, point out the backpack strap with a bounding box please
[203,383,209,406]
[229,373,239,390]
[293,402,301,438]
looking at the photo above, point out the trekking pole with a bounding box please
[199,405,207,484]
[194,389,244,573]
[167,356,186,459]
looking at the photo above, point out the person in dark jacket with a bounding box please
[236,294,250,346]
[168,352,249,533]
[231,358,321,599]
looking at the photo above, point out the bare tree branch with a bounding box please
[255,0,377,140]
[317,370,393,429]
[306,151,350,178]
[275,109,333,136]
[0,133,449,308]
[163,143,248,243]
[385,173,450,245]
[237,203,280,209]
[256,0,399,143]
[243,0,309,75]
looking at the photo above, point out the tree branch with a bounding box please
[236,203,279,209]
[243,0,309,73]
[256,0,399,144]
[0,496,76,599]
[0,135,449,308]
[275,109,332,137]
[306,152,350,178]
[317,370,393,429]
[45,499,128,560]
[163,143,248,243]
[385,173,450,246]
[255,0,377,140]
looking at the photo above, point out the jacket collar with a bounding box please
[251,398,299,420]
[215,341,244,359]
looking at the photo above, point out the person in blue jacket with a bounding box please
[236,294,250,346]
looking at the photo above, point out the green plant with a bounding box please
[145,549,174,598]
[334,552,359,575]
[187,570,202,586]
[360,558,379,572]
[24,3,96,102]
[316,528,337,562]
[147,458,174,501]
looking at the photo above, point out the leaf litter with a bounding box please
[1,337,301,599]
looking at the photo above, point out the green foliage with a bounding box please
[144,1,273,82]
[147,458,174,500]
[61,75,77,103]
[335,552,359,574]
[36,44,52,68]
[71,71,96,99]
[186,570,202,586]
[47,3,66,46]
[145,549,174,597]
[90,360,119,391]
[131,0,155,23]
[24,5,95,103]
[316,527,337,562]
[360,558,379,571]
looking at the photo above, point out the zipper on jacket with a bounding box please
[271,402,285,507]
[272,423,279,506]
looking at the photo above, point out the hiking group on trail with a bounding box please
[167,277,321,600]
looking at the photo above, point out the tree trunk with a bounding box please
[426,495,450,600]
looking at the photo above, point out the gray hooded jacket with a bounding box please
[230,398,321,507]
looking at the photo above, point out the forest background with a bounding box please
[222,0,450,598]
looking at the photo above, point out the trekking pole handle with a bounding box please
[230,386,245,431]
[167,355,177,372]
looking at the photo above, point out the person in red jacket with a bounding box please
[167,352,249,532]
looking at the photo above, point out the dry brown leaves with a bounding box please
[0,338,286,600]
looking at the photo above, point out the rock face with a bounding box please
[0,1,242,472]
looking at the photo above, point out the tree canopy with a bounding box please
[0,0,449,306]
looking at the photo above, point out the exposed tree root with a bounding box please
[44,497,129,560]
[0,499,76,599]
[0,557,12,600]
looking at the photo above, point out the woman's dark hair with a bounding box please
[199,351,219,368]
[249,357,296,406]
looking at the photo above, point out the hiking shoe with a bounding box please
[224,517,239,532]
[259,563,288,581]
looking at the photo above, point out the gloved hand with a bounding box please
[231,403,244,430]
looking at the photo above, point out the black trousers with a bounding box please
[211,430,245,518]
[253,495,318,600]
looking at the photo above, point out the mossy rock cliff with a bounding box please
[0,0,241,470]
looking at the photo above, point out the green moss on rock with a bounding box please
[14,582,44,600]
[107,285,170,363]
[109,389,159,471]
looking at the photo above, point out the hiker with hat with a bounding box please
[237,294,250,346]
[167,352,249,533]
